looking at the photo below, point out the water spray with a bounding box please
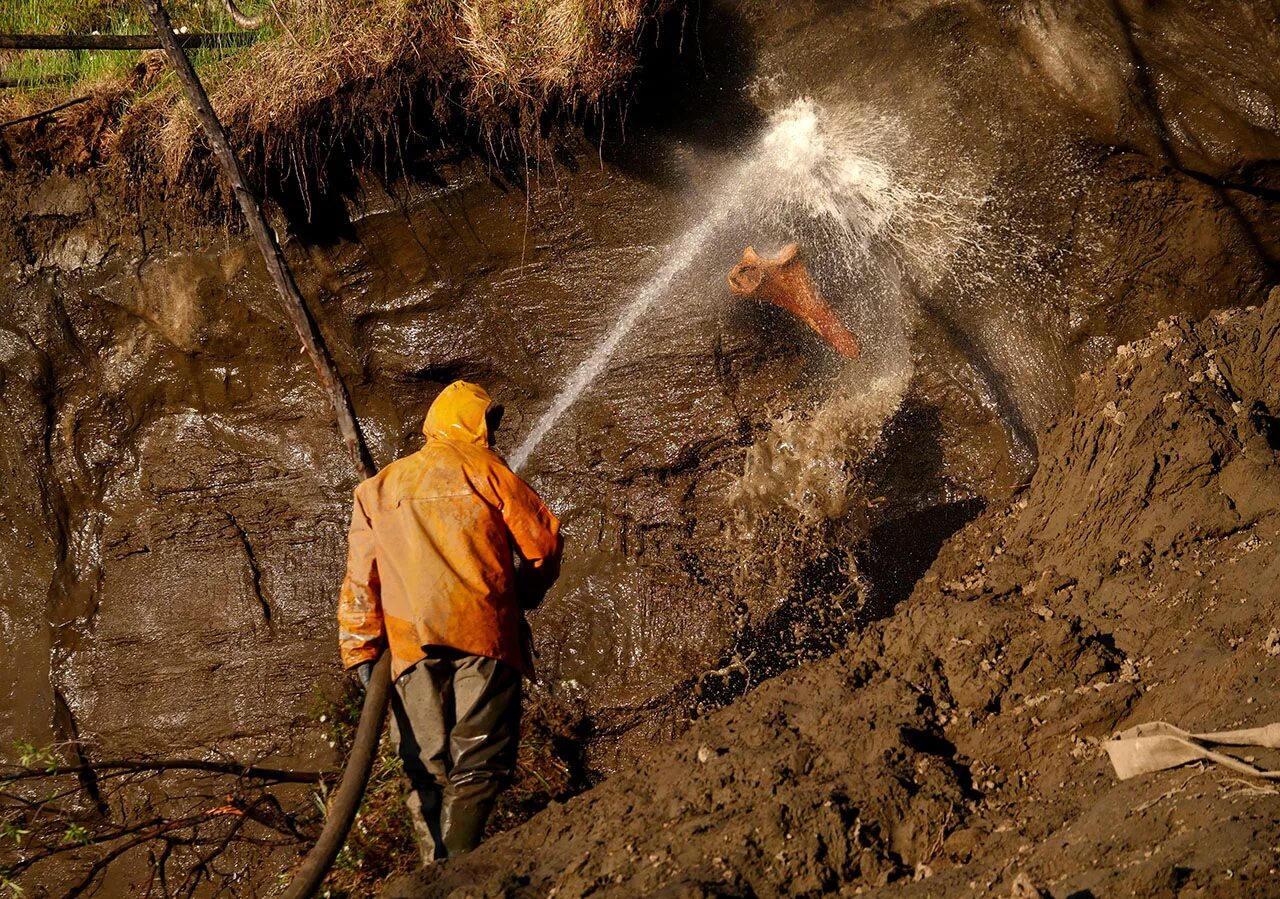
[510,98,984,471]
[507,188,746,470]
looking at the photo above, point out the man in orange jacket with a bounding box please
[337,380,563,861]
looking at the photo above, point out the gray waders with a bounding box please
[389,650,521,863]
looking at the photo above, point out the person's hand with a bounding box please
[354,661,374,689]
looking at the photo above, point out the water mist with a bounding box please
[510,99,985,473]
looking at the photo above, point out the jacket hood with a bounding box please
[423,380,492,446]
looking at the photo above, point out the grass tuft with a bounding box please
[0,0,668,213]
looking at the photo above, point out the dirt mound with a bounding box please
[389,287,1280,898]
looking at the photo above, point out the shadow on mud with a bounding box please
[592,0,765,182]
[859,400,986,621]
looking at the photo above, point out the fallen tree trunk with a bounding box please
[0,32,257,50]
[143,1,388,896]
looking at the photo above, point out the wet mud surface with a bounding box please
[0,0,1278,893]
[391,287,1280,898]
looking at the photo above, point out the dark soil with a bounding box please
[389,288,1280,898]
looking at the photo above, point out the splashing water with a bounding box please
[509,98,984,471]
[750,101,985,280]
[727,360,914,610]
[729,362,914,540]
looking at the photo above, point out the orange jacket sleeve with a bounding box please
[475,456,563,592]
[337,487,384,670]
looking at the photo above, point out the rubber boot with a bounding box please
[439,794,496,857]
[405,786,446,865]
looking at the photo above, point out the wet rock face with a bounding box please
[0,0,1277,779]
[0,248,358,759]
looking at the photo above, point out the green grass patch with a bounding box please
[0,0,263,94]
[0,0,243,34]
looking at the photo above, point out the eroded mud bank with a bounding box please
[0,3,1277,890]
[393,285,1280,898]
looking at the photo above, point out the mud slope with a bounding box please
[393,286,1280,898]
[4,0,1279,780]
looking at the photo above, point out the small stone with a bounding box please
[1264,629,1280,657]
[1009,871,1050,898]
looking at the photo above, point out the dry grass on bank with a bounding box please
[1,0,663,196]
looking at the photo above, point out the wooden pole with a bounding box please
[143,3,388,894]
[142,0,376,481]
[0,33,256,50]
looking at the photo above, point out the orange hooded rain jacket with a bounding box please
[337,381,562,680]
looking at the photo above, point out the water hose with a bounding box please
[281,654,392,899]
[144,2,388,894]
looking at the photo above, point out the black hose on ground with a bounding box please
[281,653,392,899]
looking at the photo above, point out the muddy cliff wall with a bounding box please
[1,0,1277,785]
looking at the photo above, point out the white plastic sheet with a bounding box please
[1104,721,1280,780]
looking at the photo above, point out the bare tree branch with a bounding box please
[0,95,91,130]
[141,0,376,480]
[1,759,335,785]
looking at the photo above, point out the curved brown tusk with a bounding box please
[727,243,861,359]
[216,0,265,30]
